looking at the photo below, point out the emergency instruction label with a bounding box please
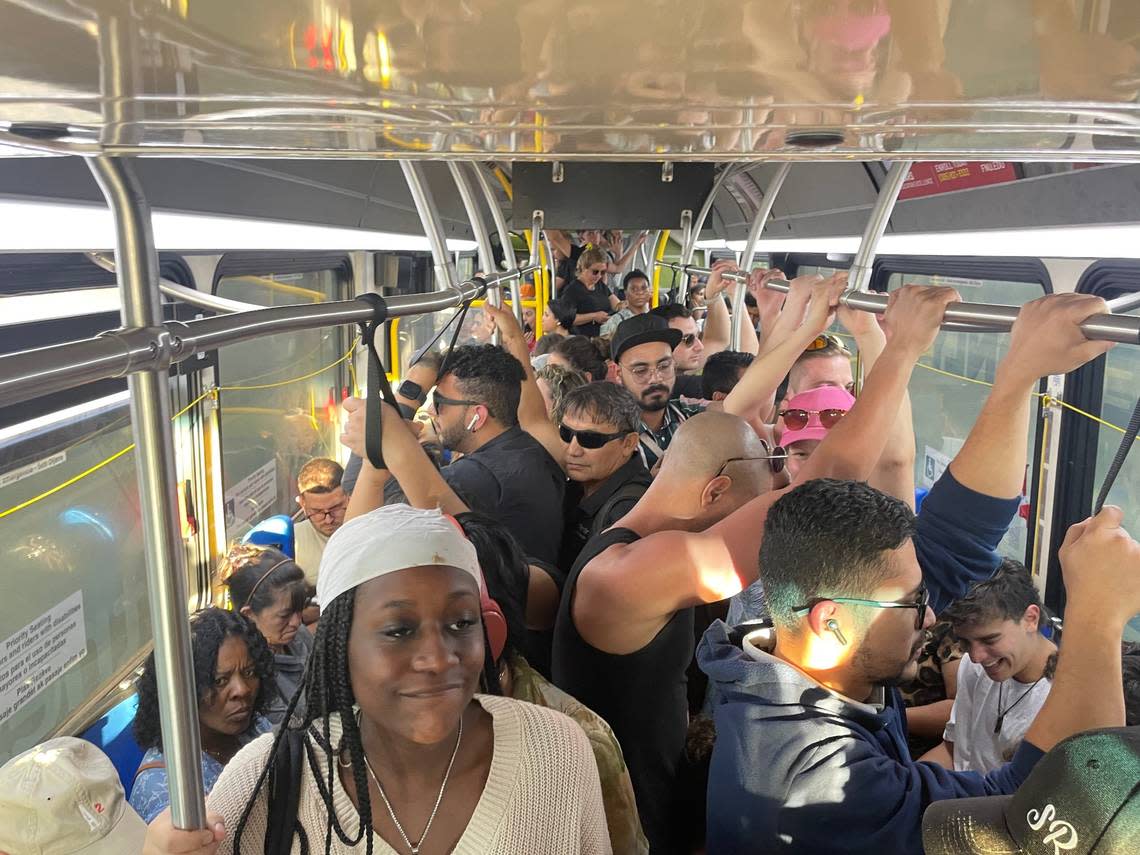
[0,591,87,725]
[224,458,277,528]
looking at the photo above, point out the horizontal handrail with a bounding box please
[0,266,538,408]
[655,261,1140,345]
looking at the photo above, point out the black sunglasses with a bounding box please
[559,424,629,449]
[433,392,479,410]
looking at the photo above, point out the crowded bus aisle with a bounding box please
[4,256,1140,855]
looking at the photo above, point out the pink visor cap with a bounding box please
[780,385,857,447]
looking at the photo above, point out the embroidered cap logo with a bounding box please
[1026,804,1079,854]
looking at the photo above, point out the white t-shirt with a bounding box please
[944,653,1052,774]
[293,518,329,586]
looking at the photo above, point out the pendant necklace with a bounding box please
[361,717,463,855]
[994,677,1043,734]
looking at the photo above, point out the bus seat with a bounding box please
[241,513,296,558]
[79,694,144,797]
[915,487,929,513]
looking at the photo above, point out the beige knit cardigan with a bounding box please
[208,694,613,854]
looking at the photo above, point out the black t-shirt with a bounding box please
[558,454,652,575]
[561,277,613,338]
[556,243,585,284]
[551,527,694,854]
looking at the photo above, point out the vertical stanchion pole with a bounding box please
[680,164,737,267]
[87,157,206,830]
[731,163,792,351]
[675,209,693,305]
[848,160,912,391]
[447,162,500,343]
[471,164,524,324]
[400,161,458,292]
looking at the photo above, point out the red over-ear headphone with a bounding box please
[479,585,509,664]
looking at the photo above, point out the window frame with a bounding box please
[1046,260,1140,617]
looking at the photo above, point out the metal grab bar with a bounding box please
[86,252,257,314]
[0,266,540,408]
[655,261,1140,345]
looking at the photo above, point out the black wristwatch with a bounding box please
[397,379,424,403]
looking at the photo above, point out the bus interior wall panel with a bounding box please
[511,163,717,230]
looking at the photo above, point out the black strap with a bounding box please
[265,728,307,855]
[355,293,396,471]
[1093,394,1140,514]
[589,482,649,540]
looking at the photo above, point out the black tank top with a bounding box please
[552,527,694,854]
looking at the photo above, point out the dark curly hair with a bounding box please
[552,335,608,383]
[439,344,525,426]
[761,479,917,627]
[455,511,529,663]
[133,607,276,750]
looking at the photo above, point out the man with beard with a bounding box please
[382,343,565,564]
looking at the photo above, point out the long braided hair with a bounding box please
[233,589,375,855]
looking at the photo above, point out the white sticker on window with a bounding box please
[0,591,87,725]
[224,458,278,528]
[0,451,67,489]
[922,445,952,488]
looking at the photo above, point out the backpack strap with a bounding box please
[265,729,307,855]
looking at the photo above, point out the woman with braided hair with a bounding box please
[143,504,610,855]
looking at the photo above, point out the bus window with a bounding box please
[0,400,151,762]
[886,272,1047,563]
[1093,305,1140,641]
[215,268,349,542]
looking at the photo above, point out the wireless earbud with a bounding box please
[826,619,847,646]
[466,413,479,431]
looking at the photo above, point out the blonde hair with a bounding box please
[576,247,609,274]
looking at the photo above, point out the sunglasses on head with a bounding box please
[779,407,848,431]
[804,333,851,355]
[678,333,699,347]
[559,424,629,449]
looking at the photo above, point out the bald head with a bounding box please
[659,411,771,492]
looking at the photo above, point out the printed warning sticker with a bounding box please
[0,591,87,725]
[224,458,278,528]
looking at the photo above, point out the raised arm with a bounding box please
[340,397,469,519]
[949,293,1113,498]
[1023,507,1140,752]
[839,303,914,505]
[609,230,648,272]
[796,285,960,485]
[701,260,735,356]
[546,228,573,258]
[483,302,568,470]
[722,273,849,423]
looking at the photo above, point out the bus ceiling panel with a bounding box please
[510,163,717,230]
[0,156,475,237]
[1,1,1140,159]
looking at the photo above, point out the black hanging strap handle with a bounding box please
[355,293,398,471]
[1093,394,1140,514]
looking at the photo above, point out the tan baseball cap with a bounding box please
[0,737,147,855]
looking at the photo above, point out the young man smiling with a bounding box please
[922,561,1057,773]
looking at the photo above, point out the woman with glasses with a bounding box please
[562,247,621,337]
[218,544,313,725]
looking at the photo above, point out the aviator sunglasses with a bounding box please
[559,424,629,449]
[779,407,848,431]
[678,333,699,347]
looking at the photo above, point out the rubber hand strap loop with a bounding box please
[354,293,396,471]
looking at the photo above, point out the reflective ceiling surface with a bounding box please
[0,0,1138,160]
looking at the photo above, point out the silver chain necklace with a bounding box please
[361,717,463,855]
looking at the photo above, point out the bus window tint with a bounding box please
[0,404,151,762]
[1093,305,1140,641]
[887,273,1047,562]
[215,270,349,541]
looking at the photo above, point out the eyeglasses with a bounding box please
[304,503,346,522]
[779,407,849,431]
[678,333,699,347]
[559,424,629,449]
[804,333,851,356]
[625,357,675,382]
[714,443,788,478]
[432,392,479,411]
[794,582,930,631]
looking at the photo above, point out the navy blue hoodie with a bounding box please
[698,470,1043,853]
